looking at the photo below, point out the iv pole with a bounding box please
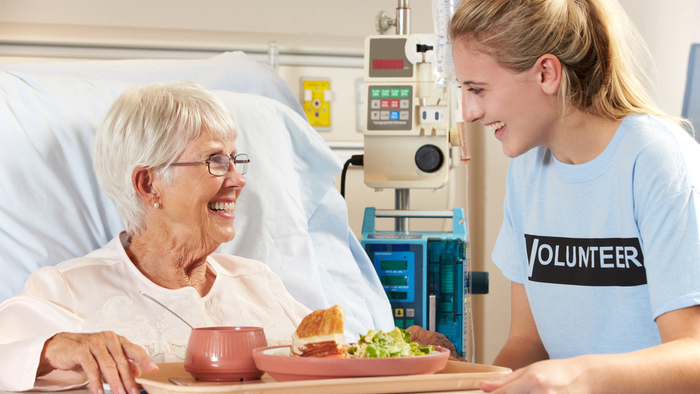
[377,0,413,232]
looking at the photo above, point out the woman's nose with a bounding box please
[223,162,246,187]
[462,96,484,123]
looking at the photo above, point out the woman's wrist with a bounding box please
[36,335,57,378]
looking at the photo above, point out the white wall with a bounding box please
[619,0,700,115]
[0,0,433,57]
[0,0,697,364]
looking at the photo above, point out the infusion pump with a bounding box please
[362,34,454,190]
[360,22,486,360]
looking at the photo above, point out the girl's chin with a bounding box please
[500,141,516,157]
[500,142,529,158]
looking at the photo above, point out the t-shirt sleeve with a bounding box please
[633,129,700,319]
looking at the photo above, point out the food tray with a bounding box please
[136,361,510,394]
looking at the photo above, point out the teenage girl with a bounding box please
[449,0,700,392]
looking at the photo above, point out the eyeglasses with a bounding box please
[170,153,250,176]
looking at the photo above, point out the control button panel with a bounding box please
[367,85,412,131]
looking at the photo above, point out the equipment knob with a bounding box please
[414,144,444,173]
[468,271,489,294]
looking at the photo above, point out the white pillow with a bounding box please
[0,69,393,337]
[0,51,304,118]
[0,72,128,300]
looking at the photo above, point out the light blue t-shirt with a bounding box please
[492,114,700,359]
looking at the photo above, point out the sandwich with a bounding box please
[290,305,348,358]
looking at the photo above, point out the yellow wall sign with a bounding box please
[301,79,331,130]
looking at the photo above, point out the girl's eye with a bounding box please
[468,87,484,95]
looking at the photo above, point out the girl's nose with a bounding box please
[462,96,484,123]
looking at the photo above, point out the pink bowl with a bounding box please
[184,326,267,381]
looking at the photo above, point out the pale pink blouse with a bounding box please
[0,232,310,391]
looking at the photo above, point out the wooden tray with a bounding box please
[136,361,510,394]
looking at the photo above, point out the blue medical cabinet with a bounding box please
[361,207,471,357]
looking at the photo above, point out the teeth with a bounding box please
[208,201,235,212]
[485,121,505,133]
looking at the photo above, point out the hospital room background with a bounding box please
[1,0,699,365]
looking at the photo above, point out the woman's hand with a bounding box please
[38,331,158,394]
[406,325,459,359]
[479,358,585,394]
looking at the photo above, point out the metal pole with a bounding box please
[396,0,411,35]
[395,188,410,232]
[392,0,411,231]
[268,41,279,74]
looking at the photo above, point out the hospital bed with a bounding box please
[0,51,393,339]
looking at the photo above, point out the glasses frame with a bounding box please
[169,153,250,176]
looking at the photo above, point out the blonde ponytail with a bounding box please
[449,0,691,131]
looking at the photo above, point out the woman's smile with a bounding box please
[149,133,245,249]
[485,121,507,140]
[208,200,235,214]
[453,44,562,158]
[208,199,236,219]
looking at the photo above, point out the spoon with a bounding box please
[139,291,195,329]
[168,377,188,386]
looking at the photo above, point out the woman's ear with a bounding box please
[536,54,562,95]
[132,166,159,207]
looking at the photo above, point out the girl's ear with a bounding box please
[132,166,160,207]
[535,54,562,96]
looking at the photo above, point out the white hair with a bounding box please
[93,82,237,235]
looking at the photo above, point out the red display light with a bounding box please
[372,59,404,69]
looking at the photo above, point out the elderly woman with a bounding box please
[0,82,311,394]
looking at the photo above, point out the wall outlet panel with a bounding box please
[300,78,331,131]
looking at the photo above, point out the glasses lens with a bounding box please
[208,154,230,176]
[234,153,249,175]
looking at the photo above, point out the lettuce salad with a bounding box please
[347,327,434,358]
